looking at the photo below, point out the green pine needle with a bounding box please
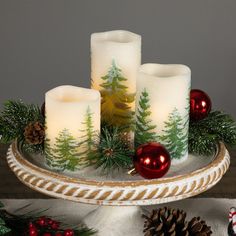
[74,227,97,236]
[88,127,133,173]
[0,202,95,236]
[189,111,236,155]
[0,217,11,235]
[0,100,44,153]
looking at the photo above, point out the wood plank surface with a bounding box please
[0,143,236,199]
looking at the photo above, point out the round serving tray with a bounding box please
[7,141,230,206]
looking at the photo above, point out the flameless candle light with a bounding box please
[45,85,101,171]
[91,30,141,133]
[136,64,191,164]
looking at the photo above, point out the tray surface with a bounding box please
[7,141,230,206]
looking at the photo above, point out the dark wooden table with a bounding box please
[0,143,236,199]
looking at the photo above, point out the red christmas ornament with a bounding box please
[190,89,211,121]
[133,142,171,179]
[64,229,74,236]
[43,233,52,236]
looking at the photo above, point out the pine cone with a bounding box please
[187,217,212,236]
[143,207,212,236]
[143,207,188,236]
[24,121,45,145]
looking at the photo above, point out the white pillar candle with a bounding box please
[91,30,141,131]
[136,64,191,164]
[45,85,101,171]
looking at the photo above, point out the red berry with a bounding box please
[64,229,74,236]
[29,228,38,236]
[37,216,47,226]
[29,222,36,229]
[51,222,60,230]
[48,219,54,225]
[55,233,63,236]
[43,233,51,236]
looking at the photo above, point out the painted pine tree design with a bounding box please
[182,86,191,152]
[44,121,61,170]
[44,137,59,169]
[100,60,135,130]
[52,129,79,171]
[79,107,97,165]
[159,108,188,159]
[135,89,158,146]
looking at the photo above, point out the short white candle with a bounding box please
[91,30,141,131]
[45,85,101,171]
[136,64,191,164]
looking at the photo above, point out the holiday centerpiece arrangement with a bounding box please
[1,30,235,236]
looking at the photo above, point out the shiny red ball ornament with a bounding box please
[133,142,171,179]
[190,89,211,121]
[43,233,51,236]
[64,229,74,236]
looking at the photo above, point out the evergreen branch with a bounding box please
[74,227,97,236]
[0,217,11,235]
[0,201,95,236]
[88,127,133,174]
[189,110,236,155]
[0,100,44,153]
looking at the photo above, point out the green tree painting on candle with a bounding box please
[79,106,97,165]
[159,108,188,160]
[51,129,79,171]
[135,89,158,146]
[100,60,135,130]
[44,138,59,169]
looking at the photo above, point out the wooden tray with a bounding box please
[6,141,230,206]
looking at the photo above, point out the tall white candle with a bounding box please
[91,30,141,131]
[45,85,101,171]
[136,64,191,164]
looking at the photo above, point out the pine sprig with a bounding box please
[0,100,44,153]
[74,228,96,236]
[189,111,236,155]
[88,127,133,173]
[0,201,95,236]
[0,218,11,235]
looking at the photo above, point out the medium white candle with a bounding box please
[136,64,191,164]
[91,30,141,131]
[45,85,100,171]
